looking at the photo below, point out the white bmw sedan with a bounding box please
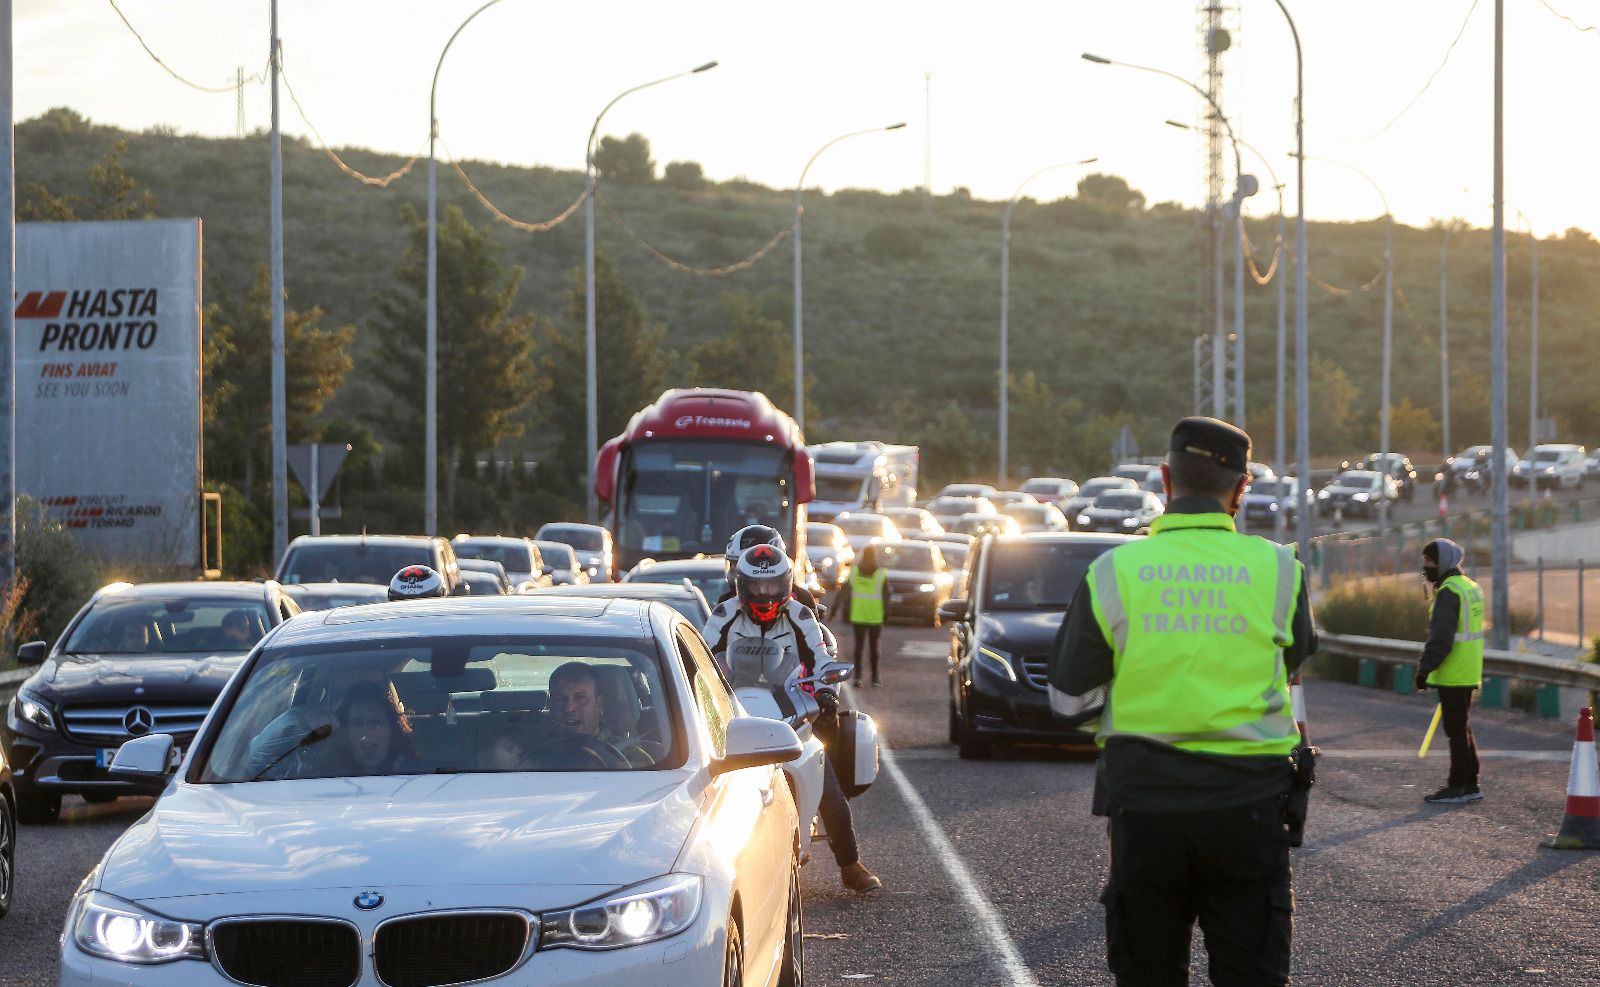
[59,597,805,987]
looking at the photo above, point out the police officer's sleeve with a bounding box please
[1417,588,1459,678]
[1285,562,1319,675]
[1049,574,1114,697]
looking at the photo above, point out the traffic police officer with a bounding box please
[1049,417,1318,987]
[1414,538,1485,803]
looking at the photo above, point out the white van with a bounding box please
[1513,443,1588,490]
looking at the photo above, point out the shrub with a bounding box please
[1315,576,1428,642]
[14,496,102,648]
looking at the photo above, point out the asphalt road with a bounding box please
[2,624,1595,986]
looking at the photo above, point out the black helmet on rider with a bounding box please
[724,524,786,563]
[736,544,793,624]
[388,564,448,601]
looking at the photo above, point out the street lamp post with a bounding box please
[583,61,718,522]
[1082,53,1247,426]
[426,0,508,537]
[269,0,286,564]
[1490,0,1509,651]
[792,123,906,433]
[1440,224,1451,466]
[1000,158,1098,482]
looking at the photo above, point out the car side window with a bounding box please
[676,629,734,758]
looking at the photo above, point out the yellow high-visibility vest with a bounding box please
[1088,512,1301,757]
[849,569,887,625]
[1424,573,1484,687]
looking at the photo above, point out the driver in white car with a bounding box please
[549,662,606,739]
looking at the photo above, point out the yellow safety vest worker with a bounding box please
[1087,512,1302,757]
[1423,573,1484,687]
[849,569,887,626]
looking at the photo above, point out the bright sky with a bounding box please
[14,0,1600,235]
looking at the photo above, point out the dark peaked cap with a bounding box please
[1169,416,1251,473]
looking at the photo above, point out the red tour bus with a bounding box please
[595,388,816,575]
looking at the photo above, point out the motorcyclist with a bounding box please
[705,544,884,894]
[720,524,823,611]
[387,565,449,601]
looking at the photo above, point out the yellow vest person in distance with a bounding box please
[1088,512,1302,758]
[849,568,887,626]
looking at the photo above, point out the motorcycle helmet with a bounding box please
[736,544,793,624]
[724,524,786,563]
[388,564,448,601]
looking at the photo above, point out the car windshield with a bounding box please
[983,542,1109,610]
[1096,493,1147,510]
[279,542,430,585]
[930,497,982,514]
[1335,471,1379,487]
[454,541,534,573]
[814,475,866,502]
[1007,505,1051,523]
[1081,479,1132,497]
[939,542,970,566]
[537,542,576,568]
[1251,479,1295,496]
[286,588,387,612]
[805,523,844,549]
[64,597,271,654]
[837,516,890,536]
[197,634,680,782]
[879,543,938,571]
[631,568,729,605]
[1534,449,1564,463]
[541,527,605,552]
[1020,479,1063,494]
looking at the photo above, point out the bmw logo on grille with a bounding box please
[123,706,155,736]
[354,891,385,911]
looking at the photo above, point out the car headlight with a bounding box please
[12,688,56,732]
[69,890,206,964]
[540,874,702,950]
[819,557,836,570]
[917,582,936,593]
[1077,514,1091,525]
[1317,490,1330,500]
[1268,502,1279,511]
[1121,517,1138,527]
[974,646,1017,682]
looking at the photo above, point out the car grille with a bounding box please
[211,919,360,987]
[374,912,530,987]
[1019,655,1052,692]
[60,703,210,744]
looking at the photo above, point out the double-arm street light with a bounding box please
[1082,53,1248,426]
[792,123,906,432]
[999,157,1098,483]
[426,0,509,536]
[583,61,718,522]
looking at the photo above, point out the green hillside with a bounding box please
[18,107,1600,496]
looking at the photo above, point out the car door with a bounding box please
[676,628,787,965]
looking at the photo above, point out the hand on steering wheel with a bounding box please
[535,731,631,770]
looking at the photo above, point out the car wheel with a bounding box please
[956,697,991,760]
[16,789,59,825]
[948,697,960,745]
[723,914,745,987]
[0,789,14,918]
[777,856,804,987]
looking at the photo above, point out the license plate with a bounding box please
[95,748,119,768]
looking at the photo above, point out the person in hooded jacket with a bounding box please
[830,543,891,687]
[1415,538,1486,804]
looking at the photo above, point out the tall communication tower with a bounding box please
[1194,1,1234,416]
[235,67,245,137]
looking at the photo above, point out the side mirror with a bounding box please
[16,641,48,665]
[108,733,178,787]
[711,716,803,776]
[938,599,969,622]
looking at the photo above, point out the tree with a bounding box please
[207,265,356,498]
[1385,398,1440,454]
[594,132,655,184]
[1077,172,1146,213]
[538,252,671,498]
[20,138,155,221]
[689,293,792,399]
[663,160,706,190]
[371,205,541,520]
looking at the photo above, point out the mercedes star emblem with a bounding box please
[123,706,155,736]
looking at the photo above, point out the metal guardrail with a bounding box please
[1318,631,1600,692]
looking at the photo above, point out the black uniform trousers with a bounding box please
[1436,685,1479,788]
[1102,797,1293,987]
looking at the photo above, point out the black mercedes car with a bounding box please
[0,735,13,916]
[942,533,1131,758]
[1,581,299,822]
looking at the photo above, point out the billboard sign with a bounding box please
[15,219,203,572]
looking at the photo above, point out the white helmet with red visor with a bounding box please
[735,544,793,624]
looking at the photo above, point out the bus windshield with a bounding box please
[617,439,794,567]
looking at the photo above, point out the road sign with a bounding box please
[1110,425,1139,466]
[286,443,350,536]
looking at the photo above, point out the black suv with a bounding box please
[2,581,299,821]
[275,534,461,592]
[941,533,1131,759]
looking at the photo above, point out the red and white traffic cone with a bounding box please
[1290,674,1311,747]
[1541,707,1600,850]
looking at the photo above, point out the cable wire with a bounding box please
[1242,225,1283,285]
[441,139,587,232]
[1534,0,1599,32]
[598,191,792,276]
[1310,265,1386,297]
[280,58,421,188]
[1364,0,1481,140]
[107,0,265,93]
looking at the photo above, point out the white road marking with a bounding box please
[1318,748,1568,761]
[876,733,1042,987]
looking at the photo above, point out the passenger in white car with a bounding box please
[331,681,417,776]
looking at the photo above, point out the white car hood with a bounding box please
[103,771,701,904]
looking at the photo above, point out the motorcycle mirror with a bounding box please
[802,663,854,686]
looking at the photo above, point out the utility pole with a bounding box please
[269,0,287,566]
[1525,220,1539,517]
[1489,0,1510,650]
[1,0,14,590]
[236,67,245,138]
[1440,225,1451,465]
